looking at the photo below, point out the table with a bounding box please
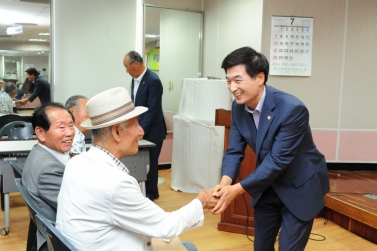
[0,139,155,235]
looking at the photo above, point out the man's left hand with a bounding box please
[211,183,245,215]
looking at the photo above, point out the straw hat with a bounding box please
[81,87,147,129]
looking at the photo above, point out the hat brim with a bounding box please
[81,106,148,129]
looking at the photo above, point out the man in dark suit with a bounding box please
[22,102,74,251]
[211,47,329,251]
[20,67,50,106]
[123,51,167,201]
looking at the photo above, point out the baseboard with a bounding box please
[158,164,171,170]
[327,163,377,171]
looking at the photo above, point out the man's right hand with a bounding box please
[197,189,218,209]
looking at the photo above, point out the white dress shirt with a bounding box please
[133,67,147,102]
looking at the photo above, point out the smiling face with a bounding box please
[119,116,144,156]
[226,64,265,110]
[35,107,75,153]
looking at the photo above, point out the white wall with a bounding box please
[159,10,202,112]
[52,0,138,103]
[202,0,264,78]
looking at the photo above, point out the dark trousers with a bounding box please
[146,141,163,197]
[253,186,314,251]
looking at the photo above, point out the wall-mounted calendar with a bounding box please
[270,16,313,76]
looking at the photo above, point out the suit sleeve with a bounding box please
[240,104,309,198]
[221,108,248,182]
[37,162,65,209]
[28,79,42,102]
[139,77,163,134]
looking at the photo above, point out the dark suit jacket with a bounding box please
[28,76,51,105]
[222,85,329,221]
[22,144,66,250]
[131,68,166,144]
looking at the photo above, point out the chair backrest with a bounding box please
[0,121,34,140]
[0,114,29,129]
[35,214,76,251]
[15,178,40,223]
[8,160,23,178]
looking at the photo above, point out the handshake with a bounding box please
[196,189,219,210]
[196,177,245,214]
[18,99,29,106]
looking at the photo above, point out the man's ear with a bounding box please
[69,108,75,116]
[35,126,46,142]
[111,125,121,142]
[257,72,265,85]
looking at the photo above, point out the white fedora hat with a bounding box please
[81,87,147,129]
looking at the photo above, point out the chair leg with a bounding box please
[26,219,37,251]
[1,175,4,211]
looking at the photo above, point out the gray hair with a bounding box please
[92,126,112,144]
[126,51,144,64]
[4,82,16,94]
[65,95,88,110]
[92,122,128,144]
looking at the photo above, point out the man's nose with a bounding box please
[228,82,237,92]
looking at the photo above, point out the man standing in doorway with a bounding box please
[123,51,167,201]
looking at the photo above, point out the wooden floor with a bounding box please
[1,170,376,250]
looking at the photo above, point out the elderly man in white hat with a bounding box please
[56,87,216,251]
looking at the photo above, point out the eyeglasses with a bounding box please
[124,60,136,69]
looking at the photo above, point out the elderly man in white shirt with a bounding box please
[22,102,75,251]
[56,87,217,251]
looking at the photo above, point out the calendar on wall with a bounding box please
[269,16,313,76]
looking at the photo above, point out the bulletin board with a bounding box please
[269,15,313,76]
[149,49,160,71]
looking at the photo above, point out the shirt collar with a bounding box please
[38,143,70,165]
[92,144,130,174]
[245,85,266,114]
[134,67,147,83]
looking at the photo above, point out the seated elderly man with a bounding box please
[65,95,90,157]
[56,87,217,251]
[22,102,74,251]
[0,82,22,114]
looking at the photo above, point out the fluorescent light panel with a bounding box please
[6,26,23,35]
[29,39,47,42]
[145,34,160,38]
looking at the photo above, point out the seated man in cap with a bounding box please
[22,102,75,251]
[20,67,51,106]
[56,87,217,251]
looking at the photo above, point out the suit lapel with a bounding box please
[256,85,275,156]
[131,79,135,102]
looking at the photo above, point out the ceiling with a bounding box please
[0,1,162,57]
[0,0,50,42]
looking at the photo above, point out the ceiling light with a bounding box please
[6,26,23,35]
[29,39,47,42]
[39,33,50,36]
[145,34,160,38]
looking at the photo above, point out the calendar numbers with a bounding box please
[270,16,313,76]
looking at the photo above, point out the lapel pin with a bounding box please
[267,116,271,120]
[143,82,145,85]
